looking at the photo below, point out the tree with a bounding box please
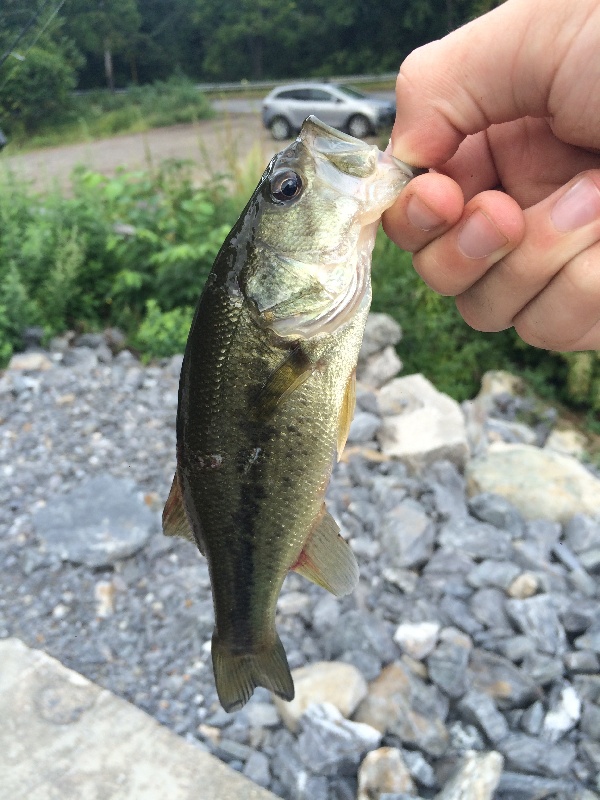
[64,0,141,90]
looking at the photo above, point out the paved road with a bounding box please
[1,114,281,191]
[0,98,389,191]
[211,91,395,115]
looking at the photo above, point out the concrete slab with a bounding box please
[0,638,276,799]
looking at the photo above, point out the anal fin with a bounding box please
[291,505,358,596]
[162,472,205,555]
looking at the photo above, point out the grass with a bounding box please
[3,78,214,154]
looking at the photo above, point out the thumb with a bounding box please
[391,0,576,166]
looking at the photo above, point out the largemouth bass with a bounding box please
[163,116,419,712]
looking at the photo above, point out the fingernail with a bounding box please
[407,195,444,231]
[551,177,600,231]
[458,209,508,259]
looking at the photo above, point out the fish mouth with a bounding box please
[299,115,424,181]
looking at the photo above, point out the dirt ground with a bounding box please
[1,114,282,191]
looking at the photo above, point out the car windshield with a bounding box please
[337,85,367,99]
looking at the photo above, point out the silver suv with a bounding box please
[261,82,395,140]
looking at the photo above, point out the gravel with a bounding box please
[2,328,600,800]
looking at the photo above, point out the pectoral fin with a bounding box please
[337,369,356,459]
[162,472,205,555]
[254,344,314,419]
[291,506,359,596]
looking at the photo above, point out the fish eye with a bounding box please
[270,170,303,204]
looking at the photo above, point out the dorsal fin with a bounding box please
[291,505,358,596]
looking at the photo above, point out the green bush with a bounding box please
[4,75,213,149]
[135,300,193,360]
[0,160,238,360]
[0,45,78,133]
[0,159,598,426]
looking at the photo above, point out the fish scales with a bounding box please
[163,116,419,712]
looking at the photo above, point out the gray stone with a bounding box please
[565,650,600,673]
[347,411,382,444]
[470,588,512,631]
[75,332,106,349]
[521,701,545,736]
[402,749,437,788]
[380,501,436,569]
[328,611,396,664]
[581,702,600,740]
[560,598,599,633]
[468,649,539,709]
[495,635,536,663]
[580,548,600,572]
[423,460,468,521]
[356,386,380,415]
[0,639,275,800]
[505,595,567,656]
[244,701,280,729]
[468,492,524,535]
[359,313,403,360]
[441,596,484,637]
[62,346,99,370]
[458,690,510,744]
[296,702,381,777]
[433,750,503,800]
[496,772,581,800]
[575,623,600,653]
[467,560,521,590]
[427,629,472,699]
[32,475,156,567]
[438,518,512,560]
[311,595,341,633]
[564,514,600,554]
[242,750,271,788]
[521,652,564,686]
[499,732,577,777]
[486,417,537,445]
[354,662,449,757]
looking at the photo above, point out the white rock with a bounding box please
[466,443,600,522]
[8,352,53,371]
[377,374,469,470]
[545,427,587,459]
[393,621,440,660]
[273,661,368,732]
[435,750,503,800]
[94,580,116,618]
[357,747,415,799]
[543,686,581,742]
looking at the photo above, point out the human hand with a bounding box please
[383,0,600,351]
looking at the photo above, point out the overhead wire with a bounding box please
[0,0,67,91]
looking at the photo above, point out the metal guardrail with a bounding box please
[73,73,398,98]
[195,73,398,93]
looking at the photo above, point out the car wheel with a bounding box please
[347,114,372,139]
[270,117,292,141]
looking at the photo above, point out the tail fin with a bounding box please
[211,633,294,713]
